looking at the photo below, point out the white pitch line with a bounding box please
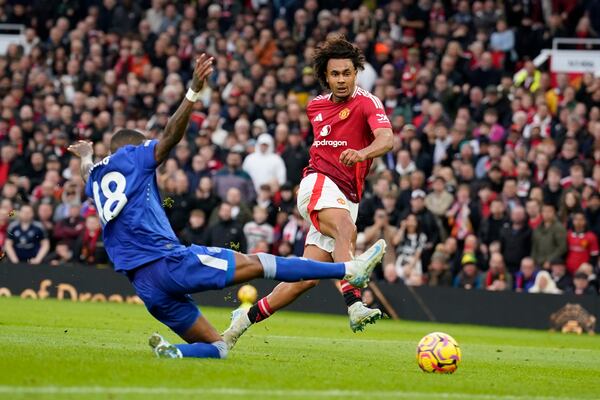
[0,386,586,400]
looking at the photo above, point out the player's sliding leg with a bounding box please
[149,316,226,359]
[148,241,385,359]
[230,241,384,287]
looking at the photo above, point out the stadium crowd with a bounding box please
[0,0,600,296]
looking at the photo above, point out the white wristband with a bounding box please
[186,88,201,103]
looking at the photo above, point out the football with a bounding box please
[237,284,258,309]
[416,332,462,374]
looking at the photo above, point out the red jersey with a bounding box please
[566,230,599,274]
[304,87,392,203]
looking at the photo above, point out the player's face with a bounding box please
[325,59,356,101]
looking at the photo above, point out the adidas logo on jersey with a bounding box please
[313,113,323,122]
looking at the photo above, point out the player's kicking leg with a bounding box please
[223,208,382,349]
[144,240,385,359]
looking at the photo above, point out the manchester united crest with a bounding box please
[339,108,350,120]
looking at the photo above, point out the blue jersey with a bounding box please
[84,140,184,272]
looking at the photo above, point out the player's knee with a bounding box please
[213,340,228,359]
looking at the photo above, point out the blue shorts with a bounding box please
[129,245,236,335]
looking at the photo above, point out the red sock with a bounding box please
[340,280,362,307]
[247,297,274,323]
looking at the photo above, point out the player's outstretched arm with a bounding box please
[339,127,393,166]
[67,141,94,183]
[154,53,214,164]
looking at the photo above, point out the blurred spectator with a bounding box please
[45,241,75,266]
[186,154,211,193]
[5,204,49,264]
[205,203,247,253]
[425,176,454,219]
[500,206,532,274]
[276,182,296,214]
[392,213,426,286]
[446,184,478,241]
[531,204,567,269]
[53,204,84,246]
[363,208,397,268]
[529,270,562,294]
[585,191,600,241]
[208,187,252,227]
[255,184,278,226]
[400,189,440,254]
[180,209,208,246]
[427,246,453,287]
[515,257,539,292]
[243,133,287,192]
[576,263,600,293]
[163,169,192,233]
[567,272,597,296]
[189,176,221,219]
[483,252,513,291]
[281,131,309,187]
[453,253,482,290]
[478,198,508,255]
[74,215,108,265]
[213,148,256,203]
[550,258,574,292]
[243,206,274,253]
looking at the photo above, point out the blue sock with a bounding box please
[257,253,346,281]
[175,342,222,359]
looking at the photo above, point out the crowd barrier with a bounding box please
[1,263,598,332]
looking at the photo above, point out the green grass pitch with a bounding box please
[1,297,599,400]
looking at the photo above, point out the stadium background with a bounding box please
[0,0,599,326]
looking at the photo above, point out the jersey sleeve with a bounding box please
[363,94,392,131]
[133,139,159,171]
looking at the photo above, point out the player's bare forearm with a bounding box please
[80,156,93,183]
[339,128,393,166]
[154,99,194,164]
[359,128,394,160]
[154,53,213,164]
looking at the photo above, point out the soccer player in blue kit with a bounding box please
[67,53,386,360]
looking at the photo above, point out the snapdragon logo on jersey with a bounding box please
[313,124,347,147]
[313,139,348,148]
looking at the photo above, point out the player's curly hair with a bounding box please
[312,34,365,89]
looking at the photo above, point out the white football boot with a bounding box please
[222,307,252,350]
[344,239,386,288]
[148,333,182,359]
[348,302,383,332]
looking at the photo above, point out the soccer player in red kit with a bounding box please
[224,35,393,348]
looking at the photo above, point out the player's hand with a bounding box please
[339,149,366,167]
[67,141,93,158]
[191,53,214,92]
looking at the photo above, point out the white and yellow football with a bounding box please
[416,332,462,374]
